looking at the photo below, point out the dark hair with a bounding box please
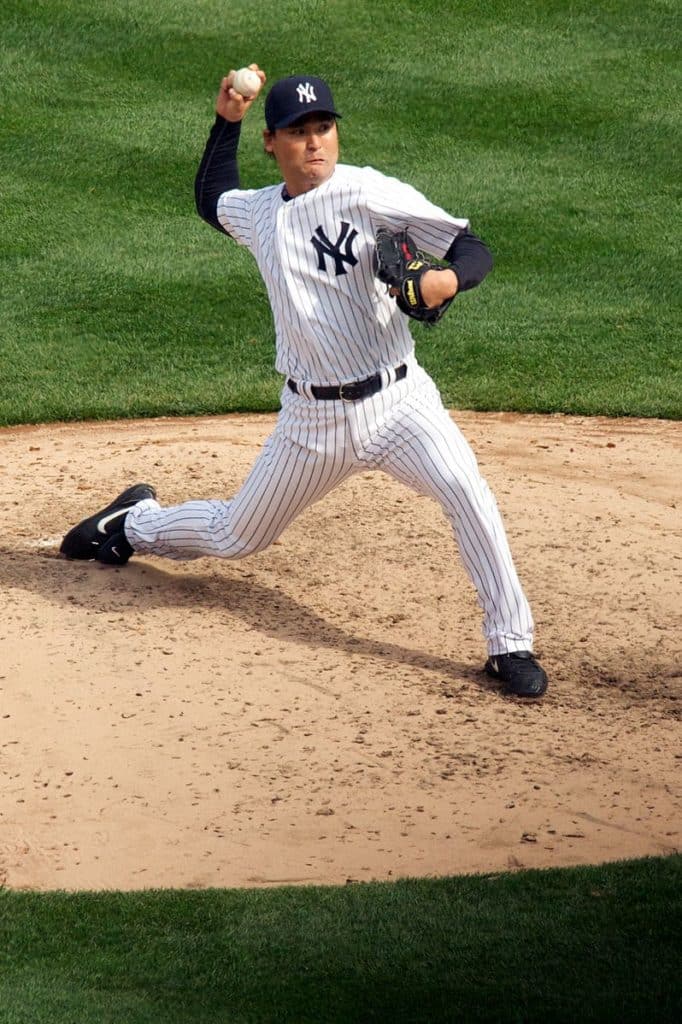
[263,116,339,158]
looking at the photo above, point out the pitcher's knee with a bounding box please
[211,524,280,559]
[440,468,491,509]
[223,534,275,559]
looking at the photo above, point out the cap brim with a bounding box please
[270,107,342,130]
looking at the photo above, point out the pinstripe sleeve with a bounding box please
[216,188,259,247]
[361,166,470,259]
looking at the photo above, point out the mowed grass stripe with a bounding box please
[1,0,679,423]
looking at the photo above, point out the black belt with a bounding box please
[287,363,407,402]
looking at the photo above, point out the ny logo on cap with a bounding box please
[297,82,317,104]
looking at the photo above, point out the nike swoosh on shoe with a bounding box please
[97,508,130,534]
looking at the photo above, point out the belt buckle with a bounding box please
[339,381,358,403]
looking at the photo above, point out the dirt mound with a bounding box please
[1,411,679,889]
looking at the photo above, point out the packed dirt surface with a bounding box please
[1,411,680,891]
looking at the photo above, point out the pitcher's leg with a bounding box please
[375,390,534,655]
[126,429,354,561]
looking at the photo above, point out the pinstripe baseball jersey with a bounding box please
[216,165,469,384]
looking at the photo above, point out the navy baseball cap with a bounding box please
[264,75,342,131]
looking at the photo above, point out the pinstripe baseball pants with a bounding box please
[125,357,534,655]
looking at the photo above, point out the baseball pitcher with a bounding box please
[61,64,548,698]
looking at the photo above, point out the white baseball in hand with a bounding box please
[232,67,261,98]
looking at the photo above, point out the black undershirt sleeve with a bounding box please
[194,115,242,234]
[444,231,494,292]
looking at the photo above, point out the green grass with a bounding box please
[1,0,680,424]
[1,856,680,1024]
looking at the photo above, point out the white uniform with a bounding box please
[125,164,534,655]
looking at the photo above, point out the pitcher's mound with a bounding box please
[1,411,679,890]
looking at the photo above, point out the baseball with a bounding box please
[232,67,261,98]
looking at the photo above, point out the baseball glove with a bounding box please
[374,227,452,326]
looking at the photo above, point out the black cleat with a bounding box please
[60,483,156,565]
[485,651,548,698]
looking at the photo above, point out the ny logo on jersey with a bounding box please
[297,82,317,104]
[311,222,359,276]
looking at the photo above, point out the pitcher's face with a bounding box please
[264,115,339,196]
